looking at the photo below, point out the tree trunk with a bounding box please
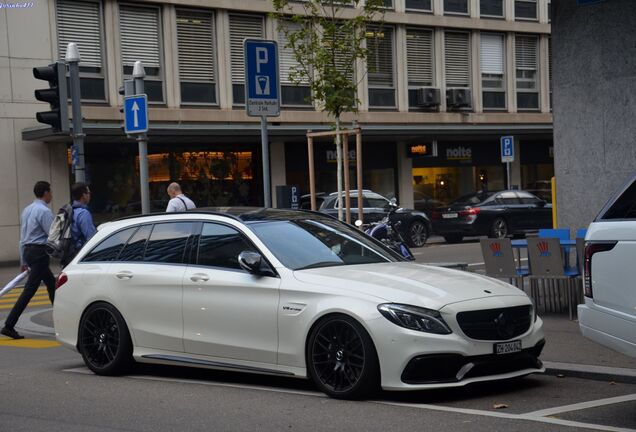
[335,116,343,221]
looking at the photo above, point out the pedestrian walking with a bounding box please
[64,182,96,266]
[1,181,55,339]
[165,182,196,212]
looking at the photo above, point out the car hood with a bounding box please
[293,262,527,310]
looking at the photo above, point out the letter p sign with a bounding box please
[256,47,268,73]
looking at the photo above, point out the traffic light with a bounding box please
[33,61,69,133]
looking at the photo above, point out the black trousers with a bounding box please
[4,245,55,329]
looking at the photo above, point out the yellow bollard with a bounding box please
[551,176,557,228]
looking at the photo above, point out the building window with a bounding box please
[480,0,504,18]
[278,20,312,107]
[444,31,470,88]
[382,0,394,9]
[119,4,164,102]
[480,33,505,110]
[367,25,395,109]
[56,0,106,102]
[405,0,432,12]
[229,14,264,106]
[176,9,217,105]
[515,0,537,20]
[515,35,539,110]
[406,28,434,109]
[444,0,469,15]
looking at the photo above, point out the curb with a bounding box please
[544,361,636,384]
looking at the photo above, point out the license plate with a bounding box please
[494,340,522,355]
[442,213,458,219]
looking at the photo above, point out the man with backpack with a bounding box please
[2,181,55,339]
[165,182,196,212]
[64,182,96,266]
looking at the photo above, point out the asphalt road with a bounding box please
[1,238,635,431]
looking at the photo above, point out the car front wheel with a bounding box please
[78,302,133,376]
[307,314,379,399]
[407,219,429,248]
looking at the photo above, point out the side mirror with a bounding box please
[389,197,397,206]
[238,251,269,275]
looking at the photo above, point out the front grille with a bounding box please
[457,305,532,341]
[401,340,545,385]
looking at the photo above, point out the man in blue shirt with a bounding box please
[66,182,96,266]
[2,181,56,339]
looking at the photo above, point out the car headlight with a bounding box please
[377,303,452,335]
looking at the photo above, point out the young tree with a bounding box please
[272,0,385,220]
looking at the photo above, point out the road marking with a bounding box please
[0,294,49,304]
[0,300,51,310]
[63,367,636,431]
[525,393,636,417]
[0,338,60,348]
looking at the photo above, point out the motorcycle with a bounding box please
[357,199,415,261]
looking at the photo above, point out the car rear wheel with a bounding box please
[78,302,133,376]
[307,314,379,399]
[443,234,463,243]
[490,217,508,239]
[407,220,429,248]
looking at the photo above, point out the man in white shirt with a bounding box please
[165,182,196,212]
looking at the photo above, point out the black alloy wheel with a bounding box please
[490,217,508,239]
[407,220,429,248]
[79,302,133,375]
[307,315,379,399]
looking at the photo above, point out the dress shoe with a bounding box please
[1,327,24,339]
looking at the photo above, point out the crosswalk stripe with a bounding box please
[0,295,49,305]
[1,289,48,299]
[0,300,51,310]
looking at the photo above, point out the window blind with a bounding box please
[119,4,161,69]
[176,10,215,83]
[229,14,264,83]
[406,28,433,86]
[57,0,102,68]
[367,26,394,87]
[480,33,504,75]
[444,31,470,87]
[515,35,537,70]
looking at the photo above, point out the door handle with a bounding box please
[115,271,133,280]
[190,273,210,282]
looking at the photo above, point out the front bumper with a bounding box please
[367,299,545,390]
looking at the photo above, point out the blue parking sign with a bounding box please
[244,39,280,117]
[501,136,514,163]
[124,94,148,134]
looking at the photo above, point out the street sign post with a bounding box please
[124,94,148,134]
[501,135,514,189]
[245,39,280,208]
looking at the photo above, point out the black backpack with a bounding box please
[46,203,76,263]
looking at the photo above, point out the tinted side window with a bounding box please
[366,197,389,208]
[144,222,195,264]
[601,179,636,220]
[119,225,152,262]
[197,223,256,270]
[517,191,541,205]
[82,227,137,262]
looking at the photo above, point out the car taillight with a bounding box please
[55,272,68,290]
[584,242,616,298]
[457,208,481,217]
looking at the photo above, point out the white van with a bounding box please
[578,173,636,358]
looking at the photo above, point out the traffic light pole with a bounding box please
[66,43,85,183]
[133,61,150,215]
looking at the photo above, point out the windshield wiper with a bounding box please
[296,261,345,270]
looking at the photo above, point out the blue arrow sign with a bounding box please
[124,94,148,134]
[244,39,280,117]
[501,135,514,163]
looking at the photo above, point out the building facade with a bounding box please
[1,0,552,262]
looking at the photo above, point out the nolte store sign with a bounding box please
[446,146,472,161]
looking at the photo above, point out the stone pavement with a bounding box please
[1,263,635,384]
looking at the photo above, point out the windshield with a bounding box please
[247,218,400,270]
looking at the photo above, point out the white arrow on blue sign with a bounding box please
[500,135,514,163]
[124,94,148,134]
[244,39,280,117]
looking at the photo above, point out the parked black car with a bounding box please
[318,190,432,247]
[431,190,552,243]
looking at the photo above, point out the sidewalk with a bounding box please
[2,264,635,383]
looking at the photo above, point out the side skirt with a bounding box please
[141,354,296,377]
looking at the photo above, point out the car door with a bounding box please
[517,191,551,230]
[109,222,194,353]
[182,222,280,364]
[493,191,524,232]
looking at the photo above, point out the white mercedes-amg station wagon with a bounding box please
[53,209,545,399]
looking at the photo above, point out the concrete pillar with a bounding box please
[396,26,409,112]
[510,137,522,189]
[397,142,414,209]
